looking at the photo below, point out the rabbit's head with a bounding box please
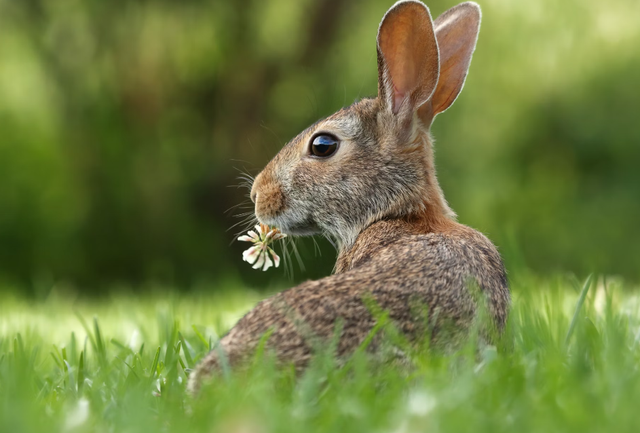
[250,1,481,248]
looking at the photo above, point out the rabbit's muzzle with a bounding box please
[251,170,286,222]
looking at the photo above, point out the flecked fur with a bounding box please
[189,0,509,393]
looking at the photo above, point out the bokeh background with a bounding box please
[0,0,638,295]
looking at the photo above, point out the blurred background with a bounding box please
[0,0,638,295]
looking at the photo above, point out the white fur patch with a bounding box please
[319,115,362,141]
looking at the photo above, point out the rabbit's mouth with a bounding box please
[281,221,319,236]
[257,212,319,237]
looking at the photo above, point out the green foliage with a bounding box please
[1,275,640,432]
[0,0,639,289]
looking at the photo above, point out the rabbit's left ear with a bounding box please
[377,1,439,121]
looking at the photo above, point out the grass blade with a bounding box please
[178,333,194,368]
[110,338,130,352]
[75,313,98,354]
[61,347,69,374]
[150,346,161,379]
[565,274,594,346]
[78,351,84,394]
[93,317,107,364]
[50,352,63,369]
[191,325,209,349]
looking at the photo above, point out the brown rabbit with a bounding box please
[189,0,509,392]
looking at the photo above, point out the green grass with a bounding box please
[1,274,640,433]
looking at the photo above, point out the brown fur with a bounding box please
[252,165,285,219]
[189,1,509,393]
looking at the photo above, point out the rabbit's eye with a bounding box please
[310,134,339,158]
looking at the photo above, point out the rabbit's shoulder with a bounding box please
[342,220,502,274]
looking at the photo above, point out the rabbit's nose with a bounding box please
[250,172,262,203]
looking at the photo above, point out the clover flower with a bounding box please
[239,224,286,271]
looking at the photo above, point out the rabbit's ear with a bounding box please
[377,1,439,118]
[420,2,481,123]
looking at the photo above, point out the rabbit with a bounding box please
[188,0,509,393]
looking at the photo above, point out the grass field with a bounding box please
[1,273,640,433]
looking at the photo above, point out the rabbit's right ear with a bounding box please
[419,2,481,124]
[376,1,439,126]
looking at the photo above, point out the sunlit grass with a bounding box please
[1,274,640,432]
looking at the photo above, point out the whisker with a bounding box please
[232,211,256,218]
[311,236,322,257]
[228,183,253,190]
[289,237,306,273]
[279,238,293,279]
[324,233,338,252]
[227,214,257,233]
[233,166,254,180]
[229,217,256,231]
[259,123,285,152]
[235,178,254,186]
[229,219,259,246]
[229,159,255,167]
[224,202,252,214]
[282,237,298,279]
[236,173,255,181]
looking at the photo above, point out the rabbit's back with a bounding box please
[189,220,508,390]
[337,219,510,331]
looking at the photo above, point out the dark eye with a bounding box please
[310,134,339,158]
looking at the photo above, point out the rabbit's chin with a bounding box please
[257,213,320,237]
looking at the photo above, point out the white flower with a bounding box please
[242,245,261,263]
[238,224,286,271]
[269,248,280,268]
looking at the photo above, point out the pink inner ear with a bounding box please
[377,3,439,117]
[393,85,406,115]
